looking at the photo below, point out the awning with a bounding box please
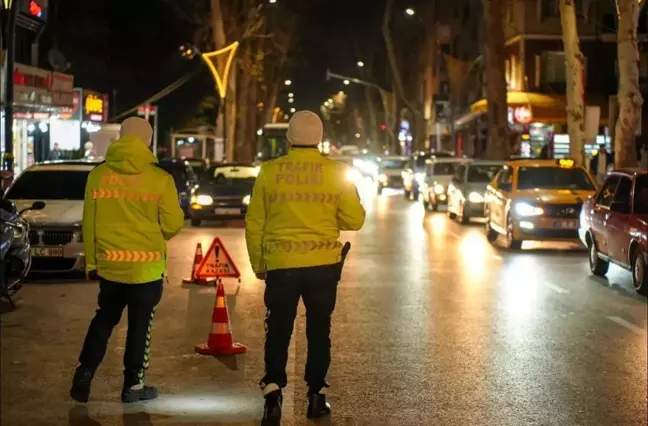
[469,92,610,126]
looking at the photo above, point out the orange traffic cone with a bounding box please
[195,281,247,356]
[182,243,216,286]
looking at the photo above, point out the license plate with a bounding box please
[553,220,577,229]
[31,247,64,257]
[214,208,241,215]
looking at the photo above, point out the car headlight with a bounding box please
[191,194,214,206]
[378,173,387,183]
[415,172,425,184]
[515,202,544,216]
[242,195,251,205]
[346,168,362,183]
[12,225,25,240]
[434,184,445,194]
[468,191,484,203]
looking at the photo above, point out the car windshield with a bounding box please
[433,162,457,175]
[158,164,189,191]
[634,175,648,214]
[6,170,90,200]
[467,165,503,183]
[517,167,595,191]
[211,166,258,186]
[415,154,432,170]
[381,159,408,169]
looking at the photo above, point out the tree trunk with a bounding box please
[264,82,280,124]
[559,0,586,166]
[382,0,425,151]
[482,0,509,160]
[210,0,232,161]
[615,0,644,168]
[226,69,237,161]
[236,46,253,161]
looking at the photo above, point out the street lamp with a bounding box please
[290,108,296,113]
[288,92,294,98]
[405,8,415,16]
[328,98,333,103]
[343,80,350,85]
[357,61,364,68]
[269,0,277,3]
[288,98,294,104]
[284,79,292,86]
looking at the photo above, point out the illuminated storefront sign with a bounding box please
[83,91,109,122]
[508,105,532,125]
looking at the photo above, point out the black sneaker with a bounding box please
[307,392,331,419]
[121,385,159,403]
[70,367,94,403]
[262,390,282,426]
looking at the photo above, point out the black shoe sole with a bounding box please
[121,390,158,403]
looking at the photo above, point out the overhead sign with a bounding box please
[82,90,108,122]
[508,105,532,125]
[195,237,240,279]
[11,63,52,106]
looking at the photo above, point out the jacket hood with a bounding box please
[105,135,157,175]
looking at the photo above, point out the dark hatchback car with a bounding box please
[188,163,259,226]
[157,159,200,216]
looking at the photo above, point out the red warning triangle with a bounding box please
[195,237,241,279]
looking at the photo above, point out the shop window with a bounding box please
[541,51,566,83]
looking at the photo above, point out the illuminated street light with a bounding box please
[355,133,361,138]
[343,79,350,85]
[284,79,292,86]
[288,92,294,98]
[290,108,296,113]
[288,98,294,104]
[357,61,364,67]
[269,0,277,3]
[405,8,415,16]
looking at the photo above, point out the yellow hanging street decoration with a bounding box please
[202,41,240,99]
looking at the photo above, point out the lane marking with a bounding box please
[543,282,570,294]
[606,316,645,336]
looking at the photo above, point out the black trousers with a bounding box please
[261,263,339,392]
[78,279,163,389]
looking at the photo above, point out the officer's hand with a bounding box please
[255,272,267,281]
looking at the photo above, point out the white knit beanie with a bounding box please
[120,117,153,147]
[287,111,323,146]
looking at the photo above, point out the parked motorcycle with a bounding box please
[0,199,46,307]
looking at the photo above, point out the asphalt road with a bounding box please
[1,183,647,426]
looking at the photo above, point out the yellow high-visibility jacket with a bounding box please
[82,136,185,284]
[245,147,366,273]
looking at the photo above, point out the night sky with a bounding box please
[34,0,406,143]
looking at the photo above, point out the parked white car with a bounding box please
[4,161,99,273]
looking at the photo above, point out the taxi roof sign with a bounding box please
[195,237,241,279]
[558,158,574,168]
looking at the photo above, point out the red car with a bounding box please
[579,169,648,295]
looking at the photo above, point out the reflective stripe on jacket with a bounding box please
[82,135,184,284]
[245,147,366,273]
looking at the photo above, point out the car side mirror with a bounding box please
[609,200,630,214]
[18,200,46,216]
[0,198,17,214]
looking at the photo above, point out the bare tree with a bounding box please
[382,0,425,150]
[559,0,585,166]
[482,0,509,160]
[615,0,644,168]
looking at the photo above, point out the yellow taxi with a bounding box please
[484,158,597,249]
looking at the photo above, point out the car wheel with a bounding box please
[448,209,457,219]
[190,218,202,227]
[588,238,609,277]
[631,247,647,295]
[459,203,469,224]
[485,217,498,243]
[506,215,522,249]
[404,189,411,199]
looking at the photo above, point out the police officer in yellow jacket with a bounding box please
[246,111,366,424]
[70,117,184,404]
